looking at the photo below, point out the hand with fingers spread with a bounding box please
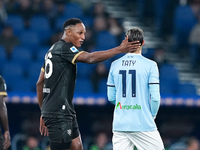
[118,35,141,53]
[39,116,48,136]
[3,131,10,150]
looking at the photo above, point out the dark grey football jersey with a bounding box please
[41,40,83,119]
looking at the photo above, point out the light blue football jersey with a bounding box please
[107,53,160,131]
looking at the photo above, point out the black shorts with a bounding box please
[43,117,79,149]
[50,139,72,150]
[0,133,4,150]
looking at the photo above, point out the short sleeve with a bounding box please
[107,64,115,86]
[61,43,84,64]
[0,76,7,96]
[149,62,159,84]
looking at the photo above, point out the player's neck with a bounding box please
[129,48,142,54]
[61,34,70,43]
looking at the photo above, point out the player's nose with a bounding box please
[81,34,85,40]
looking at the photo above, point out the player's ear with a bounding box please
[66,29,71,36]
[142,40,145,46]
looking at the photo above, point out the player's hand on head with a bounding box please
[119,36,141,53]
[40,116,49,136]
[3,131,11,149]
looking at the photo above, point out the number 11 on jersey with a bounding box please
[119,70,136,98]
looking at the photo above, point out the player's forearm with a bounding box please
[87,46,121,64]
[83,39,142,63]
[36,70,45,109]
[0,103,9,132]
[107,86,116,105]
[37,87,43,108]
[149,84,160,116]
[36,82,43,108]
[151,100,160,116]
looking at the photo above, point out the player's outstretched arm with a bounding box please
[75,36,141,64]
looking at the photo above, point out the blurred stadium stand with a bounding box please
[173,4,197,50]
[1,0,200,150]
[0,0,198,104]
[5,14,24,35]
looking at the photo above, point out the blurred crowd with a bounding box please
[0,0,198,95]
[134,0,200,69]
[0,0,126,93]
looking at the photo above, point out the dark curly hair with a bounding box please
[62,18,82,30]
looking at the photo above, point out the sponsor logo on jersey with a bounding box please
[116,102,122,109]
[116,102,141,110]
[43,88,50,93]
[70,46,78,53]
[67,129,72,136]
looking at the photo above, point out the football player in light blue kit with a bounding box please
[107,27,164,150]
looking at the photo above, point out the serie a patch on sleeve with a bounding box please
[70,46,79,53]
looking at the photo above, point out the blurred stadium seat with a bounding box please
[81,16,94,28]
[142,47,155,59]
[76,63,95,78]
[96,31,117,49]
[99,79,107,94]
[55,16,69,31]
[35,46,49,63]
[2,62,24,78]
[27,62,42,91]
[2,63,24,91]
[0,46,7,71]
[75,78,93,94]
[30,15,52,43]
[5,15,24,35]
[178,82,197,96]
[19,30,40,48]
[136,0,146,19]
[9,77,33,92]
[64,3,83,18]
[12,46,32,71]
[174,5,198,49]
[160,64,180,95]
[154,0,169,34]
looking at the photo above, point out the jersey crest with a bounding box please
[70,46,78,53]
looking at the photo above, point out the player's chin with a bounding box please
[76,43,82,48]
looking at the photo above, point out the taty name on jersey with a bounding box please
[122,60,136,66]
